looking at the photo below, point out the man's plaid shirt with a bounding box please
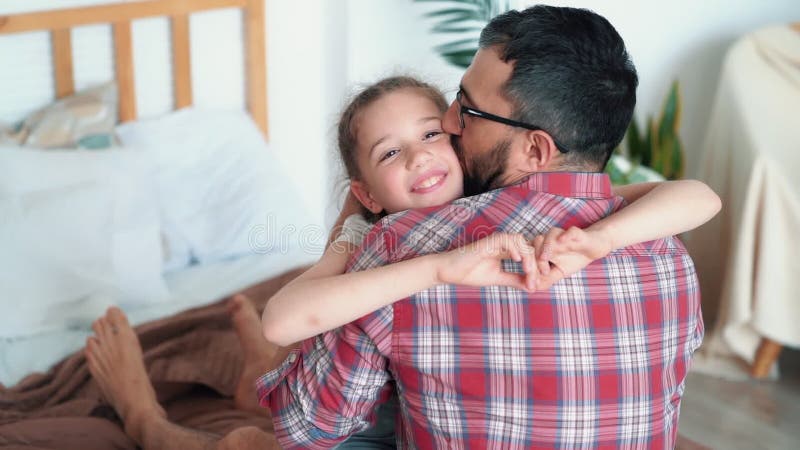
[258,172,703,449]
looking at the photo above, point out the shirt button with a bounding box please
[287,353,297,364]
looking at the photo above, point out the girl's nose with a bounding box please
[407,145,433,169]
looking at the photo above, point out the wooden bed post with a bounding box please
[51,29,75,98]
[245,0,268,139]
[171,14,193,109]
[113,21,137,123]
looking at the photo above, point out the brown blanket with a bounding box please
[0,266,307,450]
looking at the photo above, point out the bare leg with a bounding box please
[229,294,275,416]
[85,307,228,450]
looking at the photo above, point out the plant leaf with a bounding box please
[431,25,483,33]
[654,80,684,179]
[431,15,484,29]
[650,118,665,174]
[604,156,629,185]
[423,8,480,20]
[491,0,511,16]
[413,0,483,4]
[660,135,674,179]
[641,117,653,168]
[435,38,481,53]
[441,49,479,68]
[658,80,680,144]
[627,117,642,162]
[671,137,684,179]
[415,1,511,69]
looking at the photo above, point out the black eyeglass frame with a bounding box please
[455,89,570,153]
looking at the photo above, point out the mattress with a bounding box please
[0,246,317,387]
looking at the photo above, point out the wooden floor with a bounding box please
[677,350,800,449]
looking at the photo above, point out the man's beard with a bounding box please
[452,135,512,197]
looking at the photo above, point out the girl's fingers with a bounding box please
[496,272,530,292]
[496,234,538,291]
[536,228,566,276]
[530,235,548,276]
[537,264,568,291]
[532,235,545,258]
[538,228,563,255]
[541,228,565,259]
[509,236,522,262]
[537,230,562,275]
[494,233,520,261]
[537,252,551,276]
[525,265,538,291]
[517,242,538,291]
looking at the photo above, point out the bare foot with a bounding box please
[85,307,166,441]
[229,294,273,416]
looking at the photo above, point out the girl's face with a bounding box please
[350,89,464,215]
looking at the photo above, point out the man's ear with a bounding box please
[349,180,384,214]
[521,130,561,171]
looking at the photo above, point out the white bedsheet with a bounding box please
[0,246,317,387]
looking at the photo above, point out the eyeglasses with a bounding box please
[455,89,570,153]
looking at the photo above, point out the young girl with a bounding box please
[260,75,719,449]
[261,76,720,347]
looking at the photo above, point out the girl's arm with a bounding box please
[263,180,721,345]
[605,179,722,250]
[533,179,721,287]
[262,232,537,346]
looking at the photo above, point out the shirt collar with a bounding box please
[516,172,613,199]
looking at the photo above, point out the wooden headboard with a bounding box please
[0,0,268,138]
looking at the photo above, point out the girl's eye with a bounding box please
[380,149,399,162]
[424,130,443,140]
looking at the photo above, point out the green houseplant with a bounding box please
[415,0,685,184]
[606,81,684,184]
[414,0,510,68]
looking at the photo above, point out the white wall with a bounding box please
[2,0,799,229]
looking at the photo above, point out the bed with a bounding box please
[0,1,316,448]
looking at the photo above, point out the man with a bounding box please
[259,5,702,449]
[86,4,702,449]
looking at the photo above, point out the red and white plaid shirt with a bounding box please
[258,172,703,449]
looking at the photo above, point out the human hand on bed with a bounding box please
[434,232,540,291]
[530,226,612,290]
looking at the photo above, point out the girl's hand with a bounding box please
[532,226,613,289]
[435,233,540,291]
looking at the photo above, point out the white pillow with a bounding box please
[116,108,311,268]
[0,146,168,337]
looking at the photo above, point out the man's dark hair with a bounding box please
[479,5,638,169]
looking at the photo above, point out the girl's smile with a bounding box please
[410,169,448,194]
